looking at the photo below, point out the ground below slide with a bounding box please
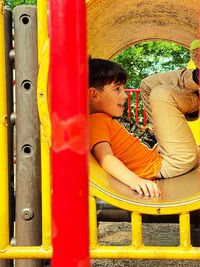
[91,222,200,267]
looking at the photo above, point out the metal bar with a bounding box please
[128,92,131,119]
[89,195,98,249]
[37,0,48,65]
[49,0,90,266]
[37,0,52,251]
[0,0,10,251]
[0,244,199,260]
[136,92,139,124]
[125,89,140,93]
[4,7,14,235]
[36,39,52,250]
[131,212,143,248]
[13,5,43,267]
[0,246,52,259]
[143,109,146,127]
[179,213,191,248]
[125,89,148,126]
[90,246,200,259]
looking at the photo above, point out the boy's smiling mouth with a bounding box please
[118,104,125,109]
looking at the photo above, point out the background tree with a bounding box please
[4,0,36,9]
[113,41,190,123]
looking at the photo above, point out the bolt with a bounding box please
[157,208,161,214]
[22,208,34,221]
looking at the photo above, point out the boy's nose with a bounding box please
[122,90,128,100]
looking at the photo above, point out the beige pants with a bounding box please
[140,68,199,178]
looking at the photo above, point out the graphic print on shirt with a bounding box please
[114,117,157,150]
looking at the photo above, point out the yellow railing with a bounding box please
[89,194,200,260]
[0,0,9,251]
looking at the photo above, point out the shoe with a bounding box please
[185,90,199,121]
[185,110,199,121]
[192,68,199,85]
[190,40,199,68]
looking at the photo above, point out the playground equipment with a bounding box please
[0,3,52,267]
[88,0,200,260]
[0,0,199,266]
[0,1,89,267]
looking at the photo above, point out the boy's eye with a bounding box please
[115,87,120,92]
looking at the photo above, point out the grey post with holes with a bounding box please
[13,6,43,267]
[0,8,14,267]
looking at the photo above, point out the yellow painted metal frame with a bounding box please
[0,0,199,260]
[0,0,52,258]
[89,193,200,259]
[0,0,9,252]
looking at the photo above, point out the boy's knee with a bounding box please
[140,76,154,88]
[150,86,199,114]
[140,79,148,92]
[149,85,172,104]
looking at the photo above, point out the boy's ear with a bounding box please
[88,87,99,100]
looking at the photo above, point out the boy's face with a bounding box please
[90,82,128,117]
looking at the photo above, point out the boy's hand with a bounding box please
[93,141,161,197]
[128,178,161,197]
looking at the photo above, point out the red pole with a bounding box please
[49,0,90,266]
[136,92,139,124]
[128,92,131,119]
[143,109,147,127]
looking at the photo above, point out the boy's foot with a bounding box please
[190,39,199,68]
[186,40,199,121]
[185,110,199,121]
[185,90,199,121]
[192,68,199,85]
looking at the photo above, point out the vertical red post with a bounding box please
[143,109,147,127]
[136,92,139,124]
[49,0,90,266]
[128,92,131,119]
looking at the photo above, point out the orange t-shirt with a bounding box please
[89,113,162,179]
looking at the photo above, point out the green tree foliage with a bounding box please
[113,41,190,123]
[4,0,37,9]
[113,41,190,88]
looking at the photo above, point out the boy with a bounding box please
[88,43,199,197]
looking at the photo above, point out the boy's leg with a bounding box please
[148,85,198,178]
[140,68,199,127]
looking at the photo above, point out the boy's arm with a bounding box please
[92,141,161,197]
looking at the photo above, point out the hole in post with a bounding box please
[19,14,30,25]
[22,144,33,157]
[21,80,32,92]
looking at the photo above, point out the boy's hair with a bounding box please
[89,58,127,90]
